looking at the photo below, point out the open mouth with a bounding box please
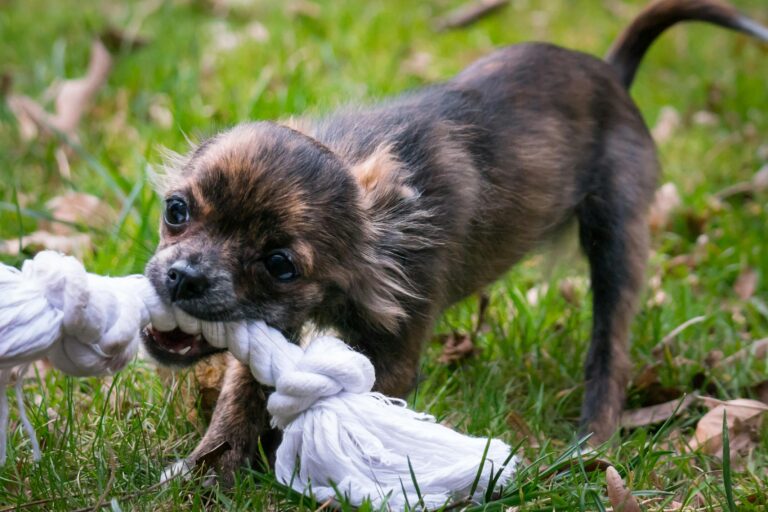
[142,323,224,365]
[144,327,217,357]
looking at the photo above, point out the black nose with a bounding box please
[166,260,209,301]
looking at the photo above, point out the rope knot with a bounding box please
[267,336,375,428]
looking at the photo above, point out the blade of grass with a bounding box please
[722,411,736,512]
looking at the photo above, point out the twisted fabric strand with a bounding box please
[0,251,517,508]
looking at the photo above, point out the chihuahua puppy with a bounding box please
[143,0,768,481]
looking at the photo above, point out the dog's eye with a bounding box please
[264,251,299,282]
[164,197,189,227]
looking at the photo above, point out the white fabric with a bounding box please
[0,251,518,507]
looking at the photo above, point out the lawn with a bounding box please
[1,0,768,509]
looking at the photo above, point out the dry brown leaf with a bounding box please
[41,192,115,235]
[621,394,697,429]
[437,331,478,364]
[6,40,112,178]
[687,398,768,457]
[733,267,758,301]
[651,106,681,143]
[434,0,510,32]
[53,40,112,135]
[648,182,681,233]
[0,231,92,258]
[605,466,642,512]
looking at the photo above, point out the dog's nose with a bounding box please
[166,260,209,301]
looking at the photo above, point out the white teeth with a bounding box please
[177,346,192,355]
[174,306,201,334]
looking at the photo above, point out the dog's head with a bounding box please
[143,122,421,365]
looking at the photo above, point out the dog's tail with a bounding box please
[607,0,768,89]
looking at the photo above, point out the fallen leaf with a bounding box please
[621,394,697,429]
[733,267,758,301]
[648,182,682,233]
[605,466,642,512]
[437,331,478,364]
[434,0,510,32]
[0,231,92,258]
[687,398,768,458]
[6,40,112,178]
[50,39,112,136]
[652,106,681,143]
[41,192,114,235]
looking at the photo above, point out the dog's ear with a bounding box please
[350,145,418,209]
[344,146,431,333]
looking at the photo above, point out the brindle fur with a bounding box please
[144,0,768,481]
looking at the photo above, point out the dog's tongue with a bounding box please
[149,327,198,355]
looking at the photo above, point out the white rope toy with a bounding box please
[0,251,518,508]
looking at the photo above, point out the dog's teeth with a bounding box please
[178,346,192,355]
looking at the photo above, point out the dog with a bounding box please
[143,0,768,483]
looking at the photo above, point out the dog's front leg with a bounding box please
[164,354,280,486]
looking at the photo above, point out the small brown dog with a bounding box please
[143,0,767,481]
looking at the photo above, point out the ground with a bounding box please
[1,0,767,510]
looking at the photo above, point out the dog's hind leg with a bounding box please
[576,140,656,443]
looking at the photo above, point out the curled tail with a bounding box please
[607,0,768,88]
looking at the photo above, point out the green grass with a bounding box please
[2,0,768,509]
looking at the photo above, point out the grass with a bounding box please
[1,0,768,509]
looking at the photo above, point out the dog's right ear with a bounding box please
[343,145,436,333]
[349,145,418,210]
